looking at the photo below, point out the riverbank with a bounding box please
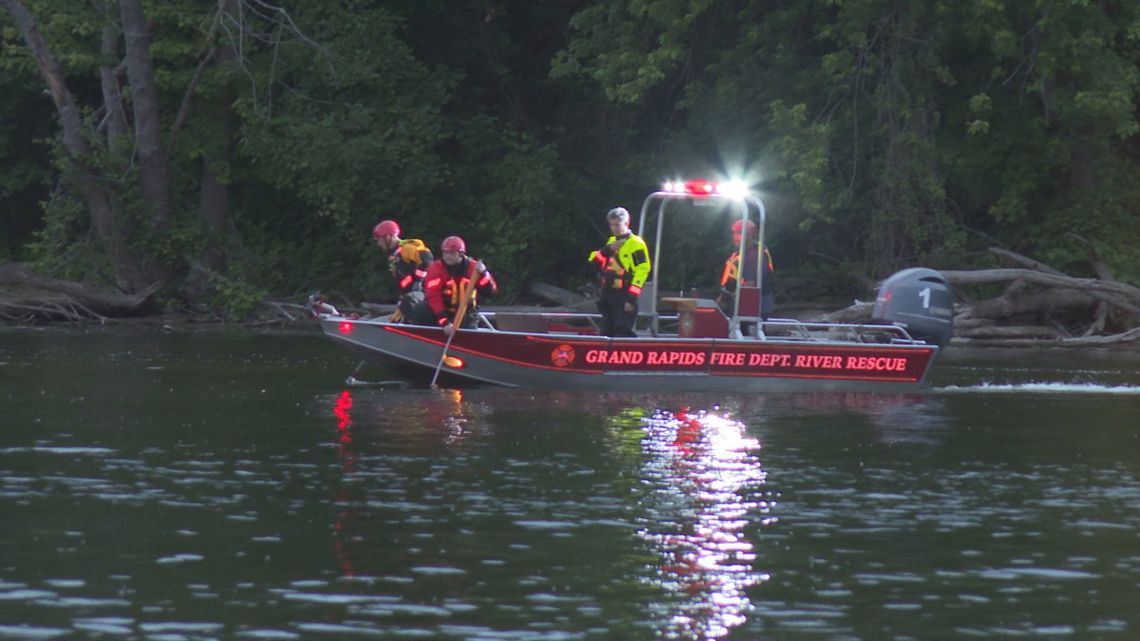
[3,303,1138,351]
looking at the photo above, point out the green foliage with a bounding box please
[234,4,452,227]
[4,0,1140,312]
[447,118,561,301]
[25,185,95,280]
[202,272,267,320]
[552,0,716,105]
[765,101,833,230]
[555,0,1140,281]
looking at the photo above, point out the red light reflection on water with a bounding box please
[328,388,472,579]
[331,389,357,577]
[334,390,353,445]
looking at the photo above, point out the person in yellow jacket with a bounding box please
[372,219,433,322]
[588,206,651,337]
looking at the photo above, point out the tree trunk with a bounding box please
[197,0,239,275]
[99,23,129,148]
[119,0,172,284]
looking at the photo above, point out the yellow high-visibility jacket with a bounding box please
[588,233,651,301]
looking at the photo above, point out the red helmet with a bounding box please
[441,235,466,253]
[731,219,758,237]
[372,220,400,239]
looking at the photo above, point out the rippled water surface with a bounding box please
[1,329,1138,640]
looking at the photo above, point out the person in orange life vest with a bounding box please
[588,206,651,337]
[424,235,497,337]
[373,219,434,323]
[718,218,774,321]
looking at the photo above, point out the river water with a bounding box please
[0,328,1137,640]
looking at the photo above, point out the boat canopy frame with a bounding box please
[636,189,767,339]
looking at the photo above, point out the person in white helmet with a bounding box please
[587,207,650,337]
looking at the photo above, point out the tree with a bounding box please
[554,0,1140,284]
[1,0,235,295]
[2,0,146,291]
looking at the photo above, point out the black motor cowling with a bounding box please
[873,268,955,347]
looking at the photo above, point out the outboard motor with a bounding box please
[873,268,955,347]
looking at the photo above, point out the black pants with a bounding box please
[598,291,637,337]
[398,291,436,326]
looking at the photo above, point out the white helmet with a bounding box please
[606,206,630,224]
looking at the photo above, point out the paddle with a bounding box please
[430,262,481,389]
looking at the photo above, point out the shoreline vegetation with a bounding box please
[3,247,1138,349]
[4,2,1139,353]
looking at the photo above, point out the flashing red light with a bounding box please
[662,178,749,198]
[338,322,354,334]
[685,179,716,195]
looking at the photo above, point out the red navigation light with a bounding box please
[685,179,716,196]
[662,177,749,199]
[338,322,354,334]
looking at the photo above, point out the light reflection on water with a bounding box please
[316,389,776,640]
[1,332,1138,640]
[634,408,770,640]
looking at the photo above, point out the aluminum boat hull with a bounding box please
[321,317,941,393]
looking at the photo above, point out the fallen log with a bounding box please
[960,287,1097,323]
[952,326,1140,347]
[526,280,597,310]
[0,262,160,318]
[819,301,873,323]
[529,282,598,312]
[984,246,1139,329]
[953,325,1064,339]
[0,295,107,322]
[942,268,1140,307]
[529,282,586,307]
[943,252,1139,341]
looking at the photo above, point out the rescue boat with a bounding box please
[317,179,955,392]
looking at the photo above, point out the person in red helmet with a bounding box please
[372,219,433,322]
[718,218,775,323]
[372,219,433,295]
[424,235,498,336]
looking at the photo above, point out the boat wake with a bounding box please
[935,382,1140,395]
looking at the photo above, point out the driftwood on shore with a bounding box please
[0,262,160,322]
[946,246,1140,345]
[4,247,1139,347]
[817,247,1140,347]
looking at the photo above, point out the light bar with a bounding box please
[661,178,749,199]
